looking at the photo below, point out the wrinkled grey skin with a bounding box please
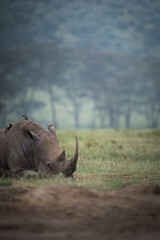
[0,120,78,178]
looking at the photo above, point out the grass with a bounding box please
[0,129,160,191]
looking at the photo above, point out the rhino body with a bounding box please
[0,119,78,177]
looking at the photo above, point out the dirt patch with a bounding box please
[0,183,160,240]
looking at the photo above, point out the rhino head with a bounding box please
[22,122,78,178]
[37,137,78,178]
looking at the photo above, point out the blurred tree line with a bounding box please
[0,0,160,128]
[0,43,160,129]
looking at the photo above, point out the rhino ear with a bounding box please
[48,124,59,143]
[23,129,40,141]
[48,124,56,133]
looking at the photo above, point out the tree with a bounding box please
[143,58,160,128]
[63,50,86,128]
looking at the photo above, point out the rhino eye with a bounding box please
[46,162,51,167]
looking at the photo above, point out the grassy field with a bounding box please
[0,129,160,191]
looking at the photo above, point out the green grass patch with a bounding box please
[0,129,160,191]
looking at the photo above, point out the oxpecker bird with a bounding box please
[5,123,13,133]
[22,114,28,120]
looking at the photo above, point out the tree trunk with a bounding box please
[28,87,36,120]
[125,113,131,128]
[72,101,81,129]
[44,62,58,126]
[114,109,120,128]
[99,111,105,128]
[147,104,160,128]
[91,113,96,128]
[150,112,159,128]
[109,110,115,128]
[48,87,58,127]
[74,109,79,128]
[91,105,97,129]
[124,104,133,128]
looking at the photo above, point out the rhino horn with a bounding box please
[70,136,78,167]
[61,137,78,177]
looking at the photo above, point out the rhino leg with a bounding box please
[16,170,39,178]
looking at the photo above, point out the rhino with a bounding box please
[0,117,78,178]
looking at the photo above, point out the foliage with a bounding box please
[0,0,160,128]
[1,0,160,55]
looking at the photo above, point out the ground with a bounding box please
[0,183,160,240]
[0,129,160,239]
